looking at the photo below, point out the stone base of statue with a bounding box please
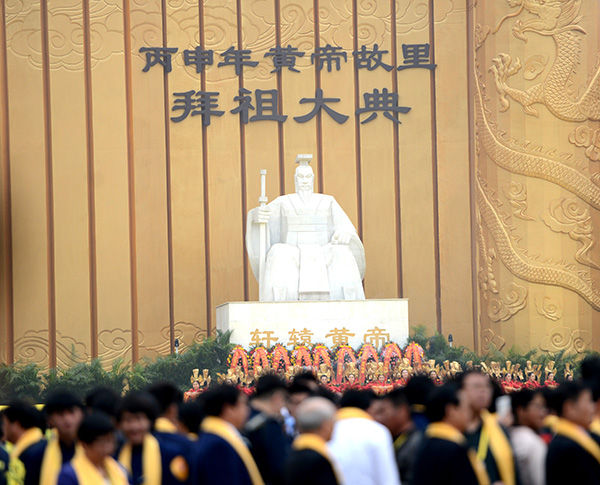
[216,299,409,350]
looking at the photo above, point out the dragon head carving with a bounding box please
[496,0,585,41]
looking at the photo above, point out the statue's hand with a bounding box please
[253,206,271,224]
[332,231,351,245]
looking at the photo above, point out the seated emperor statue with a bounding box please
[246,156,366,302]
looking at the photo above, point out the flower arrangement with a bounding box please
[381,342,403,373]
[405,342,425,365]
[357,343,379,384]
[228,346,249,375]
[292,345,313,367]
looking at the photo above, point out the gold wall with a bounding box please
[473,0,600,355]
[0,0,598,368]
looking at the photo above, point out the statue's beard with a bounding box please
[297,187,313,203]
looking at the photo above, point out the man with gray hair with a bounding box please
[283,397,342,485]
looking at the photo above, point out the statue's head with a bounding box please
[295,163,314,195]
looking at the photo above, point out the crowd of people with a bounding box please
[1,356,600,485]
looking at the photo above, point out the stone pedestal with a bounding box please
[216,299,409,349]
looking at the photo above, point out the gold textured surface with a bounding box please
[1,0,599,367]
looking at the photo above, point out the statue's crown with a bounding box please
[295,154,313,166]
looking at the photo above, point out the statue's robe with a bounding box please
[246,193,365,302]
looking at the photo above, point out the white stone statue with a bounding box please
[246,154,366,302]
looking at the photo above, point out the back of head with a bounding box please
[78,412,115,444]
[147,382,183,415]
[510,389,538,424]
[288,381,314,398]
[295,371,318,390]
[117,392,159,424]
[254,375,287,400]
[179,401,204,435]
[339,389,375,410]
[45,391,83,416]
[425,383,460,423]
[382,387,410,409]
[4,400,41,430]
[201,384,240,417]
[554,381,589,417]
[405,375,434,407]
[580,356,600,383]
[296,397,336,433]
[86,387,121,419]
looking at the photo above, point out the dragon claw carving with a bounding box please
[490,54,523,112]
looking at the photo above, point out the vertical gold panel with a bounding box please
[204,0,245,325]
[91,2,133,365]
[474,1,600,354]
[130,0,171,357]
[6,4,50,367]
[358,0,398,298]
[166,0,208,346]
[434,1,474,347]
[241,0,281,302]
[279,0,318,194]
[0,0,12,363]
[396,5,437,325]
[318,0,358,228]
[47,0,92,366]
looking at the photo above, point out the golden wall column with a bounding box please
[472,0,600,354]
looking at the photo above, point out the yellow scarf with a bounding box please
[292,433,342,484]
[201,416,264,485]
[590,417,600,436]
[71,452,129,485]
[555,418,600,464]
[480,411,515,485]
[10,428,43,460]
[154,417,178,434]
[118,434,162,485]
[426,422,490,485]
[39,432,82,485]
[544,415,559,431]
[336,407,374,421]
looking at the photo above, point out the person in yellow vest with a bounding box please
[284,397,342,485]
[461,370,519,485]
[116,392,190,485]
[3,400,44,485]
[57,412,127,485]
[412,383,489,485]
[21,392,85,485]
[193,384,264,485]
[0,415,10,485]
[546,381,600,485]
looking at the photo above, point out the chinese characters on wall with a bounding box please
[140,43,436,126]
[249,325,392,348]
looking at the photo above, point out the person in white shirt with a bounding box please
[509,388,548,485]
[329,390,401,485]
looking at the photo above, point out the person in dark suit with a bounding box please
[244,375,291,485]
[412,383,488,485]
[3,400,44,485]
[373,387,423,485]
[546,381,600,485]
[284,396,340,485]
[20,392,84,485]
[194,384,263,485]
[116,392,190,485]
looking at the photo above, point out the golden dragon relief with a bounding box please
[474,0,600,312]
[489,0,600,122]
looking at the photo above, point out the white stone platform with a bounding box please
[216,299,409,350]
